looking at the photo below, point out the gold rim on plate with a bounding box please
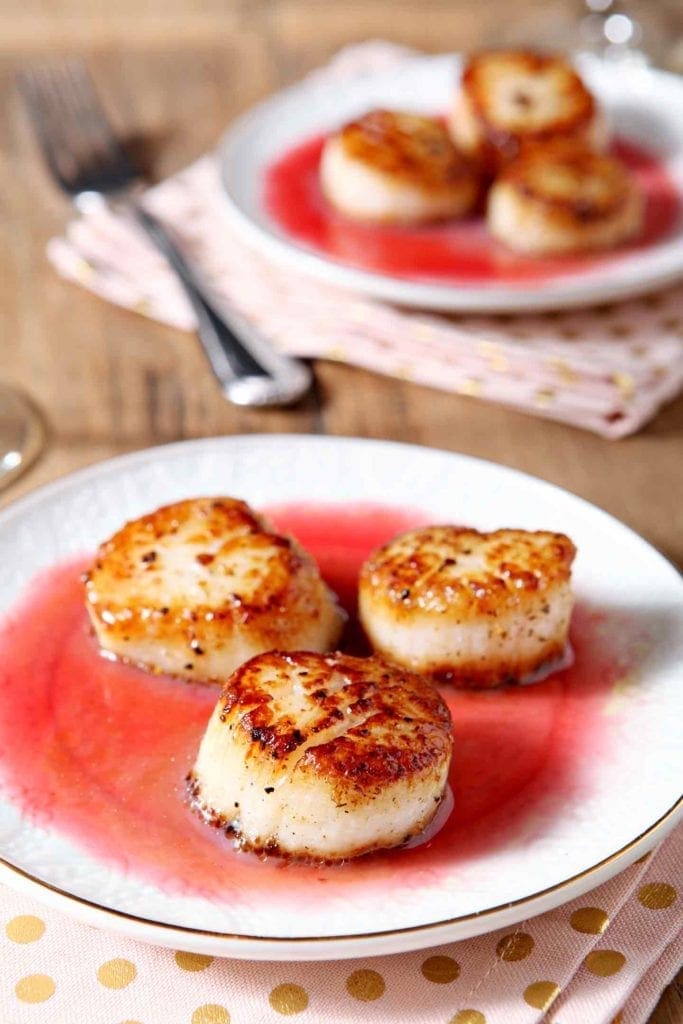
[1,794,680,949]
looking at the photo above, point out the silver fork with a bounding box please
[18,61,313,408]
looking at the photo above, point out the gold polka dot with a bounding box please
[97,958,137,989]
[449,1011,486,1024]
[346,969,385,1001]
[269,983,309,1015]
[535,388,555,408]
[496,932,535,961]
[584,950,626,976]
[191,1006,230,1024]
[174,951,214,972]
[638,882,677,909]
[612,371,635,400]
[15,973,55,1003]
[459,377,483,398]
[551,355,580,377]
[421,955,460,983]
[5,914,45,943]
[611,1013,624,1024]
[524,981,560,1010]
[325,346,346,361]
[570,907,610,934]
[394,362,414,382]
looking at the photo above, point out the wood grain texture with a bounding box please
[0,4,681,1020]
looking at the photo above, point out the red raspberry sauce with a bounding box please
[264,135,680,283]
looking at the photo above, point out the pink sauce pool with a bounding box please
[0,503,627,907]
[263,134,680,284]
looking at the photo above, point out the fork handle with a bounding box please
[131,206,313,407]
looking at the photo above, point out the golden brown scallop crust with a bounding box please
[189,650,453,858]
[360,526,575,618]
[496,142,639,230]
[359,526,576,688]
[84,497,343,681]
[216,650,452,796]
[458,50,598,171]
[338,109,477,194]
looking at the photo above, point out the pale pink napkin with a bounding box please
[46,42,683,439]
[3,822,681,1023]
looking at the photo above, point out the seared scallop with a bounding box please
[449,50,608,172]
[488,142,643,254]
[189,650,453,861]
[84,498,345,681]
[359,526,576,688]
[320,109,479,224]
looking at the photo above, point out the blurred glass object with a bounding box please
[578,0,653,66]
[0,385,45,491]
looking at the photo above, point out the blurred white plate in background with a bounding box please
[220,54,683,312]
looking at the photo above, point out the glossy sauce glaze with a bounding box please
[264,134,680,283]
[0,503,625,905]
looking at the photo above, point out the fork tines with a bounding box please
[17,59,137,197]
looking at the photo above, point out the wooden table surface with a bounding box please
[1,2,681,1020]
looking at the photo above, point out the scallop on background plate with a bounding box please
[0,436,681,961]
[219,53,683,312]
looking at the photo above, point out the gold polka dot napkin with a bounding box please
[3,822,681,1024]
[45,42,683,440]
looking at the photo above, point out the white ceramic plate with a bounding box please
[219,53,683,312]
[0,435,681,961]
